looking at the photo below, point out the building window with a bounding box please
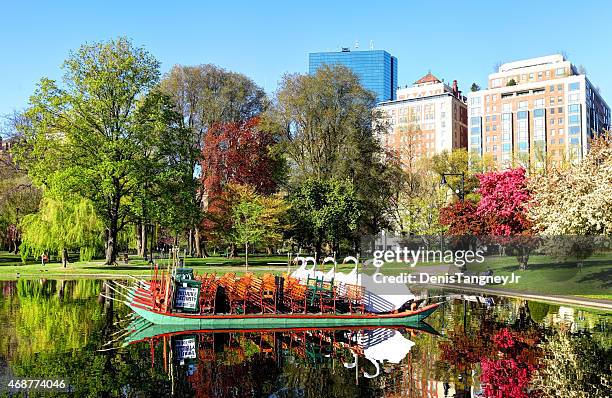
[558,107,563,113]
[519,101,528,109]
[549,85,555,92]
[569,82,580,91]
[556,68,565,76]
[559,118,564,124]
[550,108,555,114]
[558,84,563,90]
[502,103,511,112]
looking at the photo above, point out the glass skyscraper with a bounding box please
[309,49,398,103]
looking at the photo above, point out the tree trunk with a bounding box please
[202,239,210,257]
[136,221,143,257]
[194,226,202,258]
[62,247,69,268]
[141,222,147,259]
[245,242,249,271]
[188,229,193,256]
[315,238,322,264]
[105,195,119,265]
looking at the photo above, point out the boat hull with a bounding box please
[129,302,440,328]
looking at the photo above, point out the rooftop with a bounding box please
[414,72,441,85]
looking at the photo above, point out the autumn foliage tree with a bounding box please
[201,118,284,254]
[201,117,280,197]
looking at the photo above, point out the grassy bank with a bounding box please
[0,251,357,279]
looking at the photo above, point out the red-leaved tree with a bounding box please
[200,117,280,253]
[201,117,279,197]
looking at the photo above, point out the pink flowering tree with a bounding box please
[476,168,534,269]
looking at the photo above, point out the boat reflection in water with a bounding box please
[118,318,438,396]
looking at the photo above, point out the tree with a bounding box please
[431,148,495,200]
[272,65,398,241]
[273,65,384,179]
[506,78,517,86]
[470,83,480,92]
[476,167,534,269]
[0,156,41,253]
[214,184,288,267]
[476,167,531,236]
[13,38,190,264]
[160,64,268,257]
[19,195,103,266]
[288,178,360,259]
[201,117,282,197]
[0,113,42,252]
[528,134,612,235]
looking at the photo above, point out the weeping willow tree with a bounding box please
[19,195,104,266]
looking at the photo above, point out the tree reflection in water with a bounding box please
[0,280,610,397]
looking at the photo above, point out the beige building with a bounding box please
[377,73,468,168]
[467,54,610,168]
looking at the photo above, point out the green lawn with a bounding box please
[0,251,292,278]
[466,253,612,298]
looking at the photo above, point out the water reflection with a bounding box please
[0,279,610,397]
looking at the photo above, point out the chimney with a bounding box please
[452,80,459,97]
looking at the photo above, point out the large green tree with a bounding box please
[13,38,191,264]
[288,178,360,258]
[271,65,399,243]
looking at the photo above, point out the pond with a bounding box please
[0,279,609,397]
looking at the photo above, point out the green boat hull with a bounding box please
[129,303,439,329]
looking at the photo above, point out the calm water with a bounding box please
[0,279,610,398]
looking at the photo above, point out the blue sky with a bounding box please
[1,0,611,122]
